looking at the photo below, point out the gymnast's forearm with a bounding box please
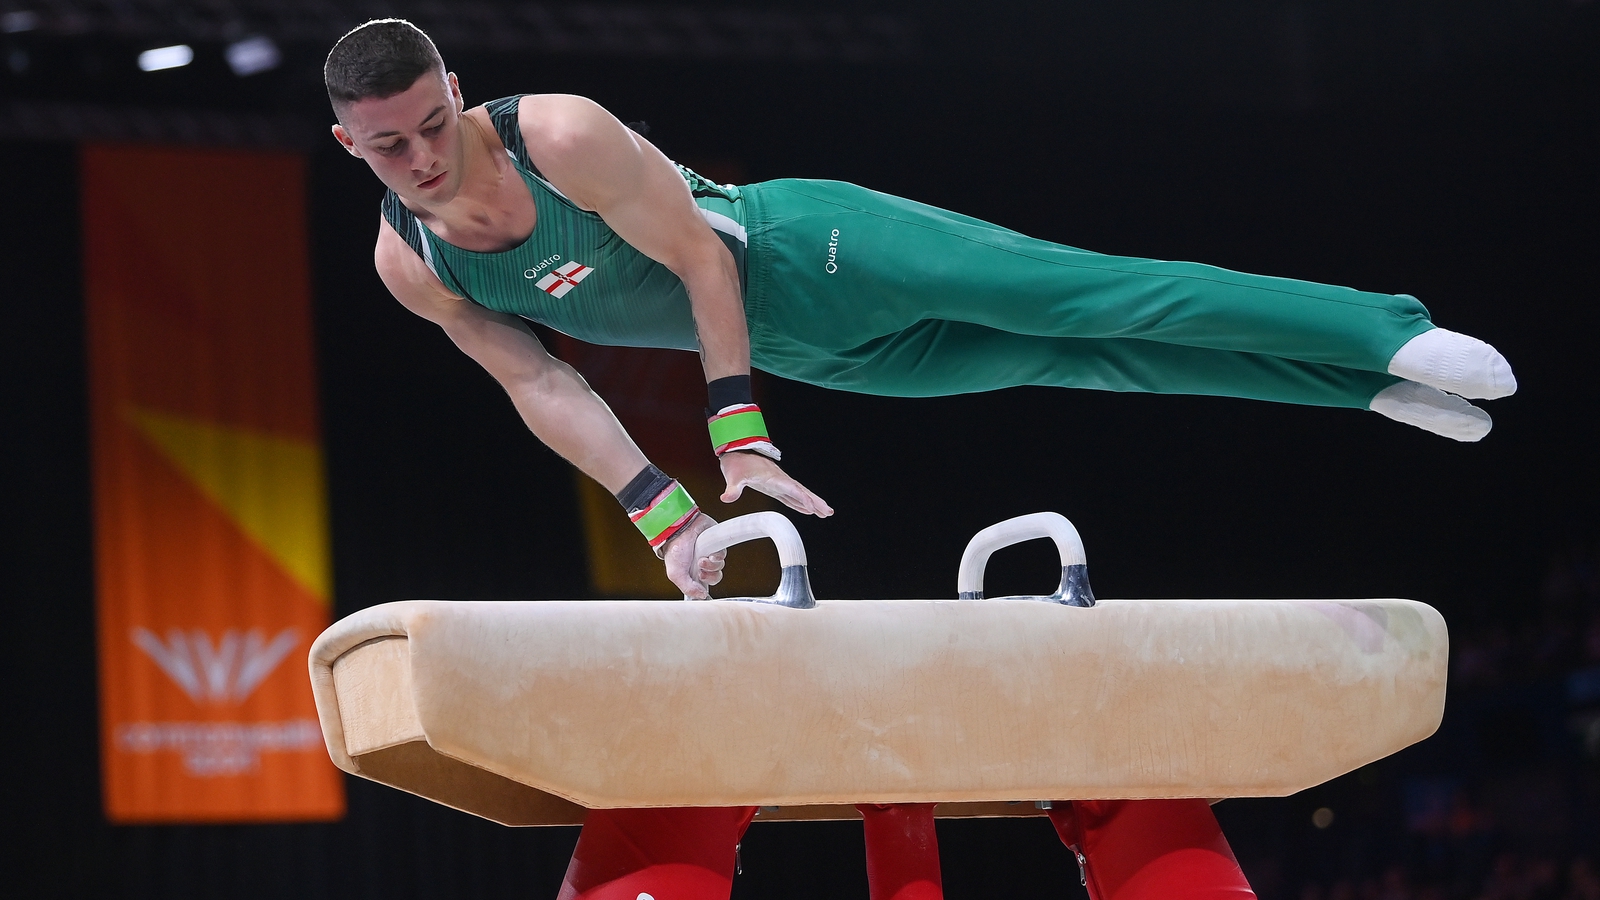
[500,362,651,496]
[418,299,655,496]
[678,244,750,383]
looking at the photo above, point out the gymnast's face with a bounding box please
[333,69,468,206]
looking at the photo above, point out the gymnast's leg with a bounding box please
[761,320,1491,441]
[557,806,757,900]
[1047,799,1257,900]
[746,179,1513,404]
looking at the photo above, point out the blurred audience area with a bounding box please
[1284,538,1600,900]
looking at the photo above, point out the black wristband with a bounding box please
[706,374,754,416]
[616,464,674,515]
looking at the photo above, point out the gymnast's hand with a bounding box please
[719,452,834,518]
[662,513,727,599]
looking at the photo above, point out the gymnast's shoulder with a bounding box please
[511,94,659,210]
[372,215,463,319]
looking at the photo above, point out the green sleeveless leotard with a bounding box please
[383,96,1434,409]
[382,95,747,352]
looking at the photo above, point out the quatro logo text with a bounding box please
[523,254,561,279]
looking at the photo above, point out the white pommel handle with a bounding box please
[694,511,808,568]
[688,511,817,608]
[957,512,1092,605]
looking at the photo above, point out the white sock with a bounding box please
[1369,381,1492,442]
[1387,328,1517,400]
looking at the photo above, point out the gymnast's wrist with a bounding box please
[706,374,781,461]
[616,464,700,555]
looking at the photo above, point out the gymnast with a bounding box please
[324,19,1508,899]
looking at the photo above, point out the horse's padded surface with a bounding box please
[309,598,1447,826]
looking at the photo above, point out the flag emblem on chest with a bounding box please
[534,260,595,298]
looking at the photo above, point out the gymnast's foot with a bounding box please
[1369,381,1493,442]
[1387,327,1517,400]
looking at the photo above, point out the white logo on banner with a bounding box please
[131,627,299,703]
[122,628,320,776]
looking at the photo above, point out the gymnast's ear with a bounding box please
[447,72,464,113]
[331,123,361,158]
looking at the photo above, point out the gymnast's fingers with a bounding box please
[795,483,834,517]
[669,561,710,599]
[662,515,715,599]
[698,550,726,586]
[717,453,833,517]
[764,478,834,518]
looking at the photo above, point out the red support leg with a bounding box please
[1046,799,1257,900]
[856,803,945,900]
[557,806,757,900]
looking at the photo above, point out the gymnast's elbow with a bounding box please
[499,355,587,410]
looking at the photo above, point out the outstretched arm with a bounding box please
[518,94,833,519]
[374,218,726,595]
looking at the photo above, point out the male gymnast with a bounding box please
[325,19,1513,899]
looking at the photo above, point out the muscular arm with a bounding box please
[518,94,747,381]
[375,218,648,493]
[518,95,832,517]
[375,218,727,595]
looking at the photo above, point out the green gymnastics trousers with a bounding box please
[738,179,1433,408]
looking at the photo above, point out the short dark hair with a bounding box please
[324,19,444,117]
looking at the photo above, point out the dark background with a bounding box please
[4,1,1597,897]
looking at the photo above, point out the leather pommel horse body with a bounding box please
[308,513,1449,829]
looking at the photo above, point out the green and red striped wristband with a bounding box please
[625,475,699,551]
[708,403,782,460]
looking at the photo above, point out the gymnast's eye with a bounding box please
[377,140,404,155]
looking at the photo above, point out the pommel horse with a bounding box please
[309,513,1447,900]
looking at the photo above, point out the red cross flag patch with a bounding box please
[535,260,595,298]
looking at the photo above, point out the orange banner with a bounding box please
[84,144,344,822]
